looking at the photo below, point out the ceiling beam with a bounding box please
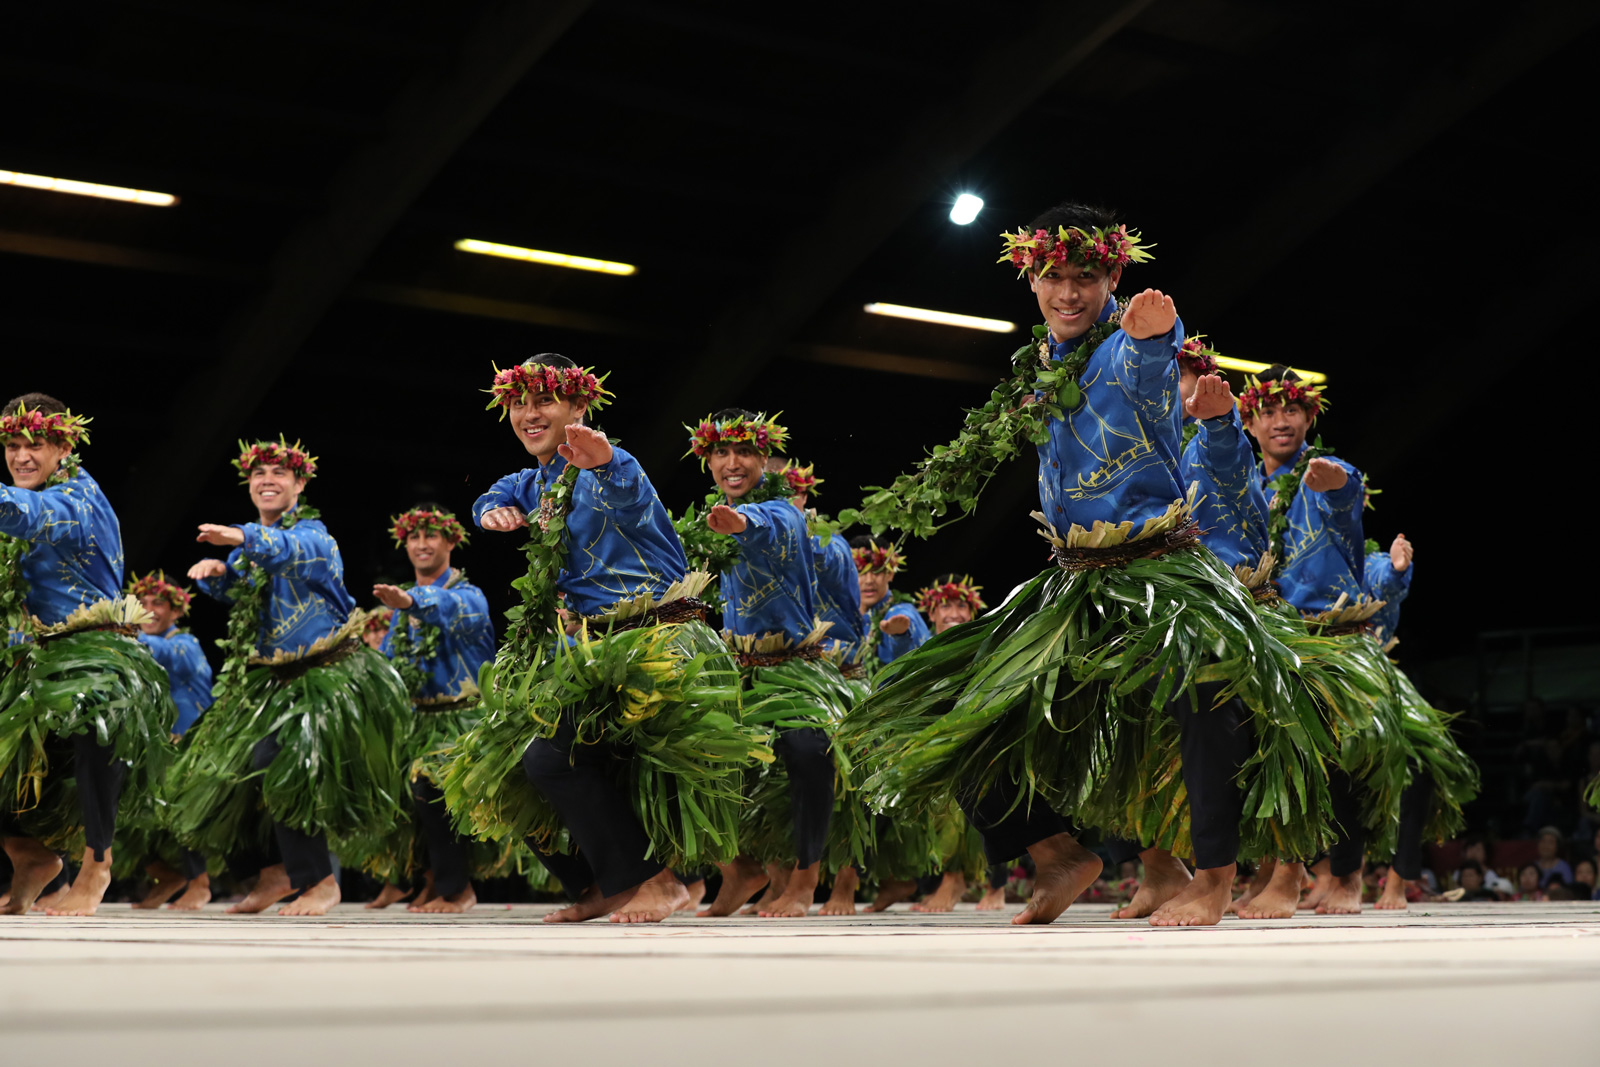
[121,0,594,561]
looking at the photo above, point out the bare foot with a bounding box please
[1,839,64,915]
[866,877,919,913]
[411,870,436,908]
[976,886,1006,911]
[1111,849,1190,919]
[1315,870,1364,915]
[279,874,341,916]
[819,866,859,915]
[1149,863,1235,927]
[740,862,791,915]
[1013,833,1103,925]
[44,848,114,917]
[698,857,769,917]
[1237,860,1305,919]
[611,870,691,923]
[1300,857,1333,910]
[364,882,412,910]
[226,865,294,914]
[411,883,477,914]
[32,885,71,912]
[167,874,212,911]
[759,861,818,917]
[1228,857,1276,915]
[546,884,636,923]
[677,878,706,912]
[135,862,187,909]
[1375,868,1410,911]
[912,871,967,913]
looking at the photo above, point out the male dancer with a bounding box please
[368,505,495,913]
[128,571,215,910]
[852,537,929,672]
[176,438,409,916]
[690,410,840,919]
[1,394,176,916]
[777,461,865,670]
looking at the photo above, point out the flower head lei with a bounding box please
[391,507,469,547]
[0,405,92,450]
[779,461,821,497]
[915,575,985,615]
[998,223,1153,277]
[126,570,192,616]
[365,608,394,635]
[486,360,613,416]
[1237,375,1328,422]
[1178,334,1220,375]
[684,412,789,467]
[234,436,317,482]
[852,541,906,576]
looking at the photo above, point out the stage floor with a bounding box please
[4,901,1597,1063]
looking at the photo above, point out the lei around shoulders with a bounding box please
[388,569,467,699]
[210,503,321,706]
[0,454,87,644]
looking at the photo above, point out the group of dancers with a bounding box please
[3,197,1508,925]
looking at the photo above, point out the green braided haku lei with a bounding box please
[387,570,467,700]
[1,454,85,647]
[839,308,1124,541]
[1263,438,1328,579]
[210,503,320,708]
[500,462,582,670]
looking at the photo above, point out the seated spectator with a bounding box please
[1454,837,1515,897]
[1454,860,1500,902]
[1514,863,1545,901]
[1572,858,1597,901]
[1535,826,1574,887]
[1544,879,1576,902]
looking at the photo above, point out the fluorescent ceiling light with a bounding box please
[1214,354,1327,384]
[863,302,1015,333]
[1,169,176,206]
[454,238,636,276]
[949,193,983,225]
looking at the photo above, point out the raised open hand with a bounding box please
[187,559,227,581]
[1389,533,1413,572]
[706,504,748,535]
[1302,457,1349,493]
[1184,373,1235,420]
[880,614,911,636]
[372,584,415,610]
[196,524,244,547]
[480,507,528,532]
[1121,288,1177,340]
[557,423,614,470]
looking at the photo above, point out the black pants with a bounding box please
[1325,770,1433,880]
[1391,772,1434,881]
[411,777,472,899]
[178,848,207,881]
[522,717,663,899]
[73,733,127,862]
[249,736,333,890]
[527,838,598,900]
[772,726,833,869]
[986,862,1009,891]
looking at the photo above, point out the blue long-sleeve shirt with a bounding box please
[379,567,495,700]
[865,597,930,667]
[1182,409,1270,570]
[137,627,214,735]
[1038,297,1187,533]
[1363,551,1413,645]
[196,510,355,656]
[811,533,864,662]
[0,467,123,625]
[720,498,817,646]
[1257,443,1366,614]
[472,446,686,617]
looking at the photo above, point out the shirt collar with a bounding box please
[1258,440,1310,483]
[1047,295,1119,359]
[418,567,453,589]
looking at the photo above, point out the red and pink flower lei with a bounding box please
[998,223,1153,277]
[1178,335,1220,375]
[233,437,317,481]
[487,361,613,414]
[365,608,393,635]
[852,541,906,576]
[684,412,789,465]
[126,570,191,616]
[780,461,821,497]
[0,405,91,449]
[915,576,985,615]
[391,507,469,547]
[1237,376,1328,421]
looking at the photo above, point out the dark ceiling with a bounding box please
[4,0,1596,671]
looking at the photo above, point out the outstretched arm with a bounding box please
[1112,289,1185,413]
[235,522,340,581]
[0,482,94,549]
[567,435,658,526]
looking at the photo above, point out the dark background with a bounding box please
[5,2,1598,826]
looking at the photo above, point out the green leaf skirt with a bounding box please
[162,645,411,858]
[0,630,177,851]
[839,545,1340,862]
[440,619,770,873]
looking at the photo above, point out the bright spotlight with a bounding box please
[949,193,983,225]
[863,302,1015,333]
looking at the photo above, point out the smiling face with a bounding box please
[4,437,68,489]
[405,529,453,580]
[858,569,889,610]
[138,594,180,635]
[930,599,972,633]
[248,464,306,523]
[1246,399,1312,467]
[708,442,766,500]
[509,391,587,464]
[1029,261,1121,342]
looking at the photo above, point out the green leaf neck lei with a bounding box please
[502,461,581,670]
[212,502,321,705]
[1,454,86,640]
[860,590,912,670]
[388,569,466,700]
[839,304,1124,541]
[673,471,791,576]
[1263,439,1327,578]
